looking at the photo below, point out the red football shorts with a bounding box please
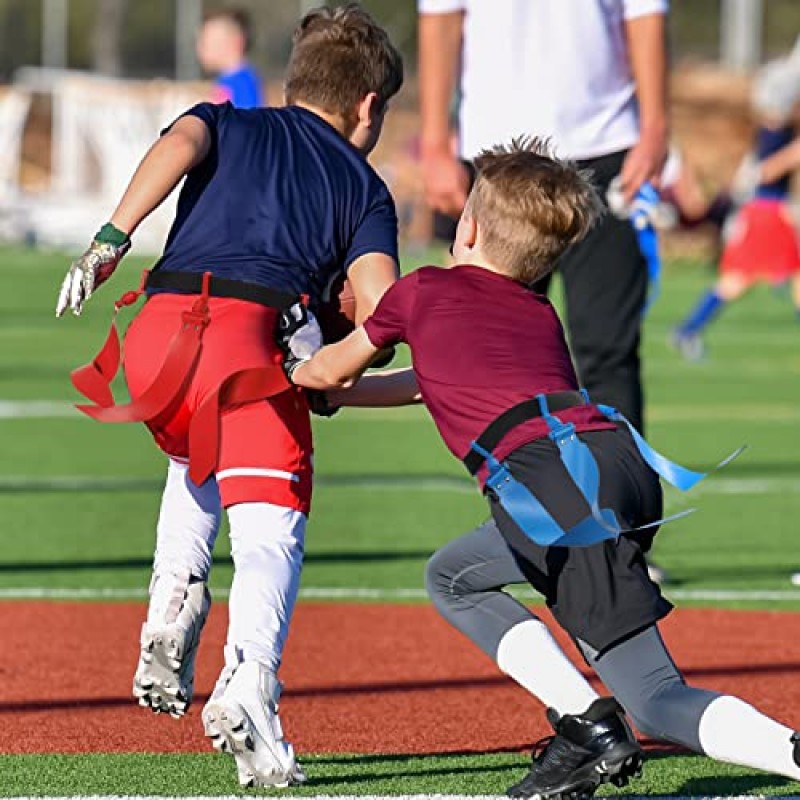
[721,198,800,284]
[123,293,313,513]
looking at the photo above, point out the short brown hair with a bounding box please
[468,138,603,284]
[285,3,403,118]
[203,8,253,51]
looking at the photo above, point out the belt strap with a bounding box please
[463,390,586,475]
[71,270,151,408]
[146,269,298,310]
[71,270,291,486]
[188,366,289,486]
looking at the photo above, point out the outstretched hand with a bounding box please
[55,237,130,317]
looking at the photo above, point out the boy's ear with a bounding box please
[462,210,479,249]
[357,91,382,128]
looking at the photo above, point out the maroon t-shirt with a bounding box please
[363,265,615,477]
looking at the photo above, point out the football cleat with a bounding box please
[507,697,643,800]
[202,661,306,788]
[132,580,210,717]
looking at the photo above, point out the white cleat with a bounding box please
[202,661,306,788]
[132,581,210,718]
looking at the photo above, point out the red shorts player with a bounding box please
[673,49,800,361]
[55,5,402,788]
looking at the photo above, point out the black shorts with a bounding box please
[488,425,672,654]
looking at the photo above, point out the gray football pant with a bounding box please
[425,519,720,753]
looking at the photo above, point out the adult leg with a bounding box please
[561,153,646,432]
[133,458,221,716]
[581,626,800,778]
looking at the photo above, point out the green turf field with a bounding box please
[2,246,798,604]
[2,245,800,796]
[4,751,800,797]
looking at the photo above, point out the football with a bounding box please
[316,275,357,344]
[315,276,395,367]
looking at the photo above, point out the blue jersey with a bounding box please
[154,103,398,303]
[755,124,795,200]
[214,64,262,109]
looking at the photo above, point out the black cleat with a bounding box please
[506,697,644,800]
[791,731,800,766]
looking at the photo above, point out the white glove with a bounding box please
[277,302,323,379]
[606,176,676,230]
[56,238,130,317]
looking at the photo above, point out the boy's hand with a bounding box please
[56,224,131,317]
[277,302,323,380]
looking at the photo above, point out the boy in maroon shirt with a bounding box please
[285,140,800,798]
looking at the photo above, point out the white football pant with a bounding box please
[149,459,305,674]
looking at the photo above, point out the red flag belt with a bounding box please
[71,270,290,485]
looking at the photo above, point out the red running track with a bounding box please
[1,603,800,754]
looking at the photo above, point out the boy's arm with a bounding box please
[757,136,800,186]
[109,115,211,235]
[347,252,400,323]
[55,115,211,317]
[327,367,421,407]
[291,327,380,391]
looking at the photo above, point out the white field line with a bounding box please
[3,399,800,424]
[0,474,798,498]
[2,585,800,603]
[0,474,798,497]
[0,400,80,419]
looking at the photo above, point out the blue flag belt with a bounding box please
[465,390,744,549]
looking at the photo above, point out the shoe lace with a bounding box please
[528,733,587,775]
[531,734,555,758]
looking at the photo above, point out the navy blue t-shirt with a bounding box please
[755,124,795,200]
[154,102,398,303]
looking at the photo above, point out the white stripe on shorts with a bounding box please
[216,467,299,483]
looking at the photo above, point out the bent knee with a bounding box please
[425,548,456,604]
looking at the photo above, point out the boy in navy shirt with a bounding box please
[56,4,402,789]
[287,139,800,798]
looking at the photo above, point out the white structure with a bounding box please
[720,0,763,72]
[7,68,204,253]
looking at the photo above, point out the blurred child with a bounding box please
[284,139,800,799]
[196,7,263,108]
[672,47,800,361]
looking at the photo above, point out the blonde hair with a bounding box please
[285,4,403,117]
[468,137,603,284]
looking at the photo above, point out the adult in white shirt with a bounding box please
[418,0,670,434]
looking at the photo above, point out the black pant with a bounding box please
[487,427,670,652]
[534,150,647,432]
